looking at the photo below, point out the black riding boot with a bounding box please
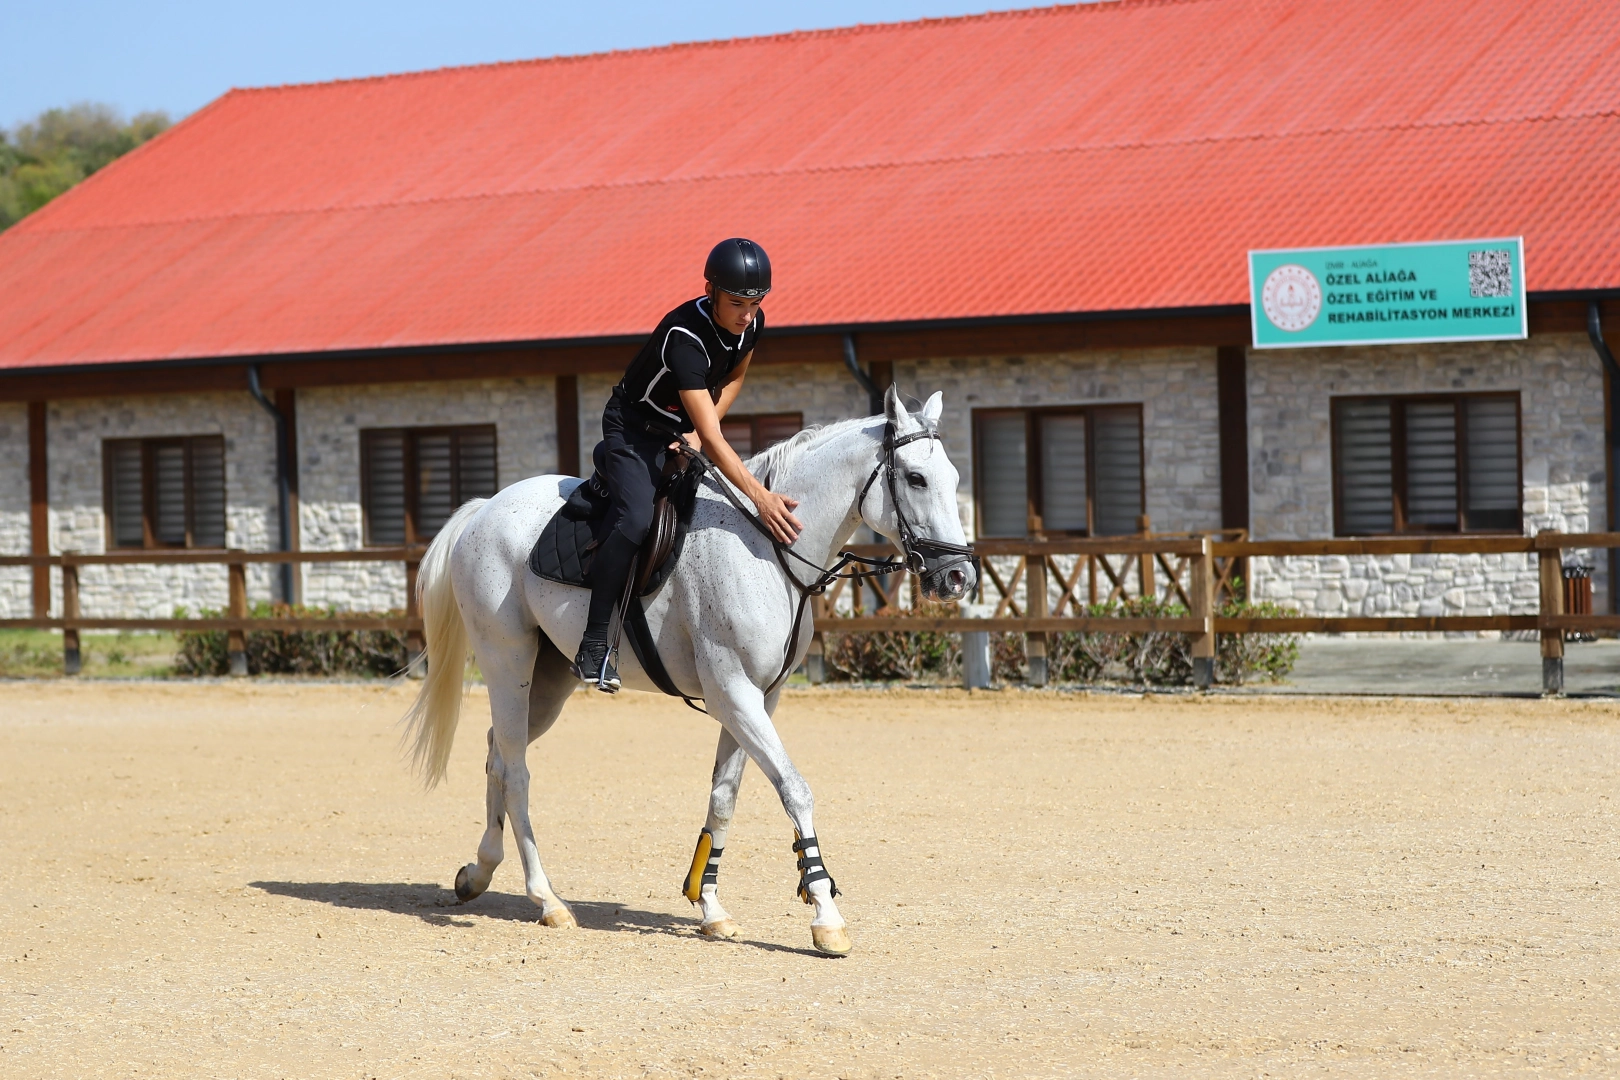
[573,528,639,692]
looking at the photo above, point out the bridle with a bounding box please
[857,422,980,581]
[671,420,979,706]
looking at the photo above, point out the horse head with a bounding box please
[863,386,978,603]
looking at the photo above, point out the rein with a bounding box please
[673,420,978,704]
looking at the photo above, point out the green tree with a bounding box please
[0,103,171,231]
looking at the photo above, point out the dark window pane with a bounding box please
[1091,408,1142,536]
[1404,402,1458,528]
[364,431,407,545]
[1465,397,1520,530]
[978,413,1027,537]
[455,428,498,502]
[152,444,188,545]
[414,433,455,539]
[1338,399,1393,534]
[189,437,227,547]
[1039,414,1088,532]
[108,442,144,548]
[720,418,753,457]
[755,414,802,450]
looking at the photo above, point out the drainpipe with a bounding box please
[842,333,884,417]
[1588,302,1620,617]
[247,365,294,605]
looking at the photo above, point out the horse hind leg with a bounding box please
[685,727,748,940]
[454,632,577,927]
[454,727,507,903]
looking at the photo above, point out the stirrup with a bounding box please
[572,642,620,693]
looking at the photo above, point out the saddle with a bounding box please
[527,452,702,596]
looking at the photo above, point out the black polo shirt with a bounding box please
[615,297,764,432]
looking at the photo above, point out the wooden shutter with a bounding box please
[189,436,227,548]
[455,427,498,504]
[1038,413,1088,533]
[976,412,1028,537]
[1336,399,1393,534]
[755,413,802,450]
[1402,401,1458,529]
[362,430,407,545]
[107,441,145,548]
[720,418,754,456]
[151,441,188,545]
[1463,396,1520,531]
[1091,408,1143,536]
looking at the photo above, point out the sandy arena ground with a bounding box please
[1,683,1616,1078]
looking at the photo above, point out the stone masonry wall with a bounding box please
[1247,332,1608,619]
[43,392,280,618]
[299,378,558,611]
[0,404,30,618]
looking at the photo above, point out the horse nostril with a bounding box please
[947,569,966,591]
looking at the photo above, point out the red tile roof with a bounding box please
[4,0,1619,370]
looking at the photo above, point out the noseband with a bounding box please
[858,423,980,580]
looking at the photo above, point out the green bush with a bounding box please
[173,603,410,677]
[820,593,1300,687]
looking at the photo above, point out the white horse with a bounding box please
[401,387,976,956]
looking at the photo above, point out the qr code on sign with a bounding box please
[1469,249,1513,298]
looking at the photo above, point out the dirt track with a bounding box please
[1,683,1616,1078]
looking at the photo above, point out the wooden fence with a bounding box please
[2,531,1616,691]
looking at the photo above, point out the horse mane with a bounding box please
[744,409,939,488]
[745,415,875,489]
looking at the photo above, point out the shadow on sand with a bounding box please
[249,880,822,956]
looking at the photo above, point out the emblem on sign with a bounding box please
[1260,264,1322,332]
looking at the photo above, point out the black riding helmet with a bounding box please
[704,238,772,299]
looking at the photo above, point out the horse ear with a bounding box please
[920,392,943,425]
[884,383,909,426]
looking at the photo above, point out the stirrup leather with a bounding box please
[792,833,839,904]
[681,829,723,904]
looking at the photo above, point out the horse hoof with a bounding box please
[699,919,740,940]
[541,906,578,929]
[454,864,484,903]
[811,924,852,956]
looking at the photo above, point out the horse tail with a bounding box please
[402,497,487,789]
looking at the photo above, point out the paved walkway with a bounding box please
[1256,636,1620,697]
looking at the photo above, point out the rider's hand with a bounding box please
[754,488,803,545]
[672,432,703,455]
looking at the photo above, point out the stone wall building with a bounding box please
[2,1,1617,629]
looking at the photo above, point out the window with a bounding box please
[719,412,802,457]
[972,405,1144,537]
[1332,393,1521,535]
[103,436,227,549]
[362,425,498,544]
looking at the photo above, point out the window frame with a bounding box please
[101,434,228,550]
[361,424,499,546]
[971,403,1146,538]
[1330,391,1523,537]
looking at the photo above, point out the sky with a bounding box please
[3,0,1053,129]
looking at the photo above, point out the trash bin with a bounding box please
[1563,564,1594,642]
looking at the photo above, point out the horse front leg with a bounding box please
[683,727,748,939]
[705,678,851,956]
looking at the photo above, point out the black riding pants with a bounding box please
[593,397,673,545]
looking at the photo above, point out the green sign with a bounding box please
[1248,238,1526,348]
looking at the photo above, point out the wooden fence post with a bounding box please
[1025,554,1048,686]
[61,554,80,676]
[1136,515,1155,598]
[1191,535,1215,688]
[227,559,248,677]
[1537,535,1564,695]
[404,558,425,678]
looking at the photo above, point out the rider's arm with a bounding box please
[712,350,752,420]
[679,386,802,544]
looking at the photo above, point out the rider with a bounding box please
[572,238,805,691]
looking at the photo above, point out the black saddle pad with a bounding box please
[527,467,701,597]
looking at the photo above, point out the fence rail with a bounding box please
[2,532,1614,691]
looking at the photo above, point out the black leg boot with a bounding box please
[573,528,640,692]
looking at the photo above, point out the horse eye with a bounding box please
[906,471,927,489]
